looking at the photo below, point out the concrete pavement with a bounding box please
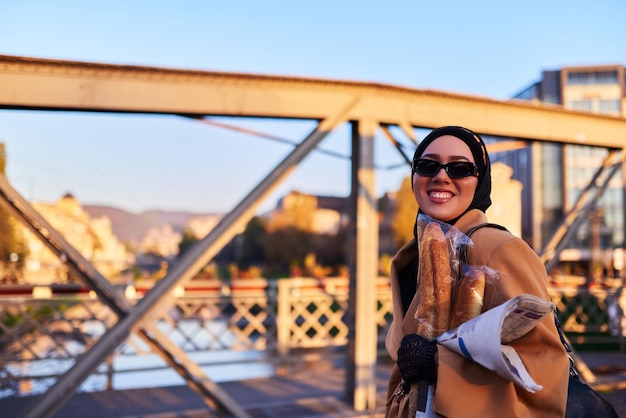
[1,351,625,417]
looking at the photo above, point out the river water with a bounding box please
[1,319,276,398]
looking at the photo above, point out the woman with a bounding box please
[385,126,569,417]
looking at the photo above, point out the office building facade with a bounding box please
[509,65,626,275]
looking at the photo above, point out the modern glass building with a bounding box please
[509,65,626,276]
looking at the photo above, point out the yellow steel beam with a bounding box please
[1,55,625,149]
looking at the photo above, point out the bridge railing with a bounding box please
[0,277,622,398]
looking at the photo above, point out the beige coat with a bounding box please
[385,209,569,417]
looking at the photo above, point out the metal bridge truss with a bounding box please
[0,55,625,417]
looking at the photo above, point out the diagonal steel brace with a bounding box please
[9,100,357,418]
[0,174,250,418]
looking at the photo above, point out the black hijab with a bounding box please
[413,125,492,220]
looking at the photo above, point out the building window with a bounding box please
[568,100,592,111]
[598,99,621,114]
[566,70,618,85]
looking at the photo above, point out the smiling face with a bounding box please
[412,135,479,222]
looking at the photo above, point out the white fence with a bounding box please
[0,278,622,397]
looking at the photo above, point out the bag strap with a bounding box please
[465,222,509,237]
[460,222,509,265]
[462,222,580,379]
[554,307,580,379]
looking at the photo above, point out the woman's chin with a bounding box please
[421,207,459,222]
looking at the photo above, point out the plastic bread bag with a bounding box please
[414,214,473,337]
[449,263,501,329]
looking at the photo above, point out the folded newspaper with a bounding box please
[436,293,555,393]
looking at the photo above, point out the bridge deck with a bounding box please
[2,352,626,418]
[1,361,392,418]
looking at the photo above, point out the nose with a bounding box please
[432,166,451,180]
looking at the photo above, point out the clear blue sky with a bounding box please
[1,0,625,214]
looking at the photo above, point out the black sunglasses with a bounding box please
[412,159,479,179]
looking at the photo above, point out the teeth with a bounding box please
[430,191,452,199]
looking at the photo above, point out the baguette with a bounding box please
[450,268,486,329]
[415,222,451,337]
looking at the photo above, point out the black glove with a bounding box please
[397,333,438,384]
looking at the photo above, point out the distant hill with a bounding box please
[83,205,222,243]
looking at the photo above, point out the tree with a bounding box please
[240,216,267,267]
[177,228,198,257]
[0,143,29,282]
[265,227,312,276]
[312,224,347,268]
[391,175,418,248]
